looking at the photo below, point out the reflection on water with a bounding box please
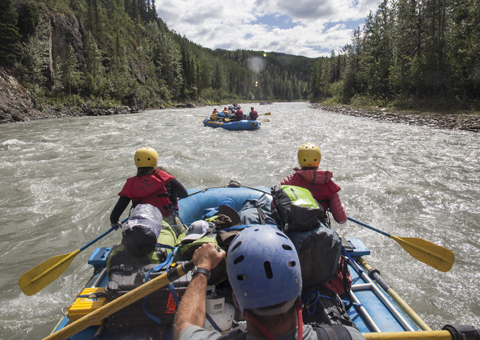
[1,102,479,338]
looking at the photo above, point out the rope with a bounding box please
[184,185,271,198]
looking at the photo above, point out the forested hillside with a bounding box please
[0,0,314,112]
[311,0,480,110]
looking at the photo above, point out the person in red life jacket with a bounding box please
[110,147,188,236]
[210,109,219,121]
[248,106,258,120]
[280,143,347,224]
[234,105,244,120]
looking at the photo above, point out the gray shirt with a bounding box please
[178,324,365,340]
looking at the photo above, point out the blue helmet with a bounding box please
[227,225,302,315]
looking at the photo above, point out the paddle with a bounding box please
[347,217,455,272]
[262,119,270,122]
[43,261,194,340]
[19,219,127,296]
[260,112,271,116]
[362,329,478,340]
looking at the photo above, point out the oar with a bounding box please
[43,261,194,340]
[19,219,127,296]
[357,257,432,331]
[260,112,271,116]
[262,119,270,122]
[347,217,455,272]
[362,329,478,340]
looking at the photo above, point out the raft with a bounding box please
[45,184,476,340]
[203,118,260,130]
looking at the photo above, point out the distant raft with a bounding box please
[203,118,260,130]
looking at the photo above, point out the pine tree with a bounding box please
[83,31,105,95]
[17,17,50,91]
[0,0,23,66]
[17,0,39,40]
[63,44,81,97]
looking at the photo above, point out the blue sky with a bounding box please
[156,0,383,58]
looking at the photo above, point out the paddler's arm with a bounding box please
[173,243,226,340]
[110,196,131,227]
[169,177,188,199]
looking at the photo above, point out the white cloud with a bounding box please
[156,0,382,58]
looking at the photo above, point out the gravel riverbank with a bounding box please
[310,103,480,133]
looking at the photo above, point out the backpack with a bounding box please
[106,225,177,275]
[289,225,342,288]
[323,255,353,297]
[271,185,324,233]
[302,284,357,329]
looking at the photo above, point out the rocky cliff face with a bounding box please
[0,68,40,123]
[0,66,143,124]
[48,10,85,65]
[0,8,146,124]
[0,8,85,123]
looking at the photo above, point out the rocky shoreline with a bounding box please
[310,103,480,133]
[0,69,197,124]
[2,67,478,131]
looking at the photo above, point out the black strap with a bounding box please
[313,325,353,340]
[254,202,267,224]
[341,256,353,310]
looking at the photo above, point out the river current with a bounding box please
[0,102,479,339]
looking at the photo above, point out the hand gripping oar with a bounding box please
[42,261,194,340]
[19,219,127,296]
[347,217,455,272]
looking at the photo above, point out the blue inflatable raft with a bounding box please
[45,184,474,340]
[203,118,260,130]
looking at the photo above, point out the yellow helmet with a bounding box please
[134,147,158,168]
[297,143,321,168]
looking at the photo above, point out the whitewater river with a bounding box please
[0,102,479,339]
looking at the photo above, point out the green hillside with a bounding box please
[0,0,315,110]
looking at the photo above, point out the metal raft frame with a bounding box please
[344,239,430,334]
[347,258,416,332]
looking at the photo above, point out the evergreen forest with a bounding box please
[0,0,479,111]
[310,0,480,110]
[0,0,314,110]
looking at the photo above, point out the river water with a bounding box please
[0,102,479,339]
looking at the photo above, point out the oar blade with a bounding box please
[263,119,270,122]
[263,112,271,115]
[19,251,79,296]
[391,236,455,272]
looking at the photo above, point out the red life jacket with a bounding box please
[118,169,175,217]
[235,110,243,119]
[250,111,258,120]
[283,172,341,212]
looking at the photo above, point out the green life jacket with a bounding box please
[107,225,177,274]
[174,230,227,286]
